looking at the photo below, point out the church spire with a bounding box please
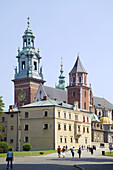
[56,58,66,90]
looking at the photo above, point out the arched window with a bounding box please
[84,102,86,109]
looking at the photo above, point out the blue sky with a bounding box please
[0,0,113,110]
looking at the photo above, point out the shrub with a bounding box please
[40,151,45,155]
[23,143,32,151]
[0,141,9,153]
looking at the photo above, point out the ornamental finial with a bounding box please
[27,17,30,27]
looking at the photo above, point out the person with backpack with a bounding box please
[6,148,13,169]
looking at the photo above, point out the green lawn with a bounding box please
[0,150,57,157]
[105,151,113,156]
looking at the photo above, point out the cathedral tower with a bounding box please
[12,19,45,107]
[67,54,94,112]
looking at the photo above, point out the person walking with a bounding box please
[77,147,81,158]
[6,148,13,169]
[57,146,61,158]
[62,146,65,158]
[71,147,75,158]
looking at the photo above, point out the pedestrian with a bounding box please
[66,145,68,150]
[91,147,93,155]
[77,147,81,158]
[82,145,84,150]
[57,146,61,158]
[62,146,65,158]
[87,145,89,152]
[71,147,75,158]
[6,148,13,169]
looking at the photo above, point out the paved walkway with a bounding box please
[0,148,113,170]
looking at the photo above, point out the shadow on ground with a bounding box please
[78,164,113,170]
[0,164,77,170]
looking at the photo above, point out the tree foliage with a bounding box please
[23,143,32,151]
[0,96,5,114]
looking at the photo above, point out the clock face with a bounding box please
[18,91,26,102]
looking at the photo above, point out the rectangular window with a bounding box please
[78,125,80,132]
[73,92,75,97]
[79,76,81,83]
[34,61,37,70]
[60,137,62,143]
[44,111,48,117]
[58,112,60,117]
[70,137,73,143]
[22,61,25,70]
[44,124,48,129]
[83,126,85,133]
[87,127,89,133]
[83,116,85,122]
[25,112,29,118]
[69,125,71,131]
[75,138,78,143]
[85,137,87,144]
[58,123,61,130]
[64,124,66,131]
[69,114,71,119]
[25,124,29,131]
[64,113,66,118]
[2,117,5,122]
[87,117,89,122]
[64,137,67,143]
[73,76,75,83]
[24,137,28,143]
[2,127,5,133]
[75,115,78,120]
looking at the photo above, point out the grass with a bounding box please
[0,150,57,157]
[105,151,113,156]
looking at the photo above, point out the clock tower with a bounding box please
[12,19,45,107]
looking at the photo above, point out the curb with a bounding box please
[74,164,85,170]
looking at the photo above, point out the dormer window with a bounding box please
[34,62,37,70]
[22,61,25,70]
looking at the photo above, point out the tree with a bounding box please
[0,96,5,141]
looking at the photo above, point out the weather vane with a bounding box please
[27,17,30,27]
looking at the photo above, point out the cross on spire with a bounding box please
[27,17,30,27]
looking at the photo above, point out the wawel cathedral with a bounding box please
[1,20,113,150]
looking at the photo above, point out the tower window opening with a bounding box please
[28,39,30,46]
[34,62,37,70]
[79,76,81,83]
[22,61,25,70]
[31,39,34,47]
[84,102,86,109]
[73,76,75,83]
[24,39,27,47]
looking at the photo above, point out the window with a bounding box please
[79,76,81,83]
[70,137,73,143]
[84,76,86,84]
[83,127,85,133]
[84,102,86,109]
[64,113,66,118]
[64,137,67,143]
[2,127,5,133]
[87,117,89,122]
[58,112,60,117]
[43,124,48,129]
[73,76,75,83]
[10,126,14,130]
[24,39,27,47]
[87,127,89,133]
[75,138,78,143]
[69,125,71,131]
[64,124,66,131]
[34,61,37,70]
[11,114,14,118]
[25,112,29,118]
[25,124,28,131]
[58,123,61,130]
[28,39,30,46]
[2,117,5,122]
[97,124,99,128]
[85,137,87,144]
[60,137,62,143]
[44,111,48,117]
[24,137,28,143]
[10,139,13,143]
[22,61,25,70]
[83,116,85,122]
[75,115,78,120]
[73,92,75,97]
[84,91,86,97]
[69,114,71,119]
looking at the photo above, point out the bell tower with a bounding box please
[67,53,94,112]
[12,18,45,107]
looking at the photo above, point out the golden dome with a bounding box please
[99,117,112,124]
